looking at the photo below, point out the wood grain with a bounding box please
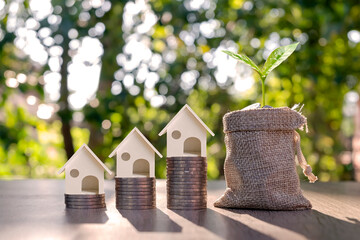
[0,180,359,240]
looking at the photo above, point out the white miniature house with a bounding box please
[159,104,214,157]
[58,144,112,195]
[109,127,162,178]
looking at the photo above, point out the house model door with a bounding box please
[81,176,99,194]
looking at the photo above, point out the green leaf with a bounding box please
[222,50,262,75]
[262,42,299,77]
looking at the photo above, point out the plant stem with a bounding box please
[261,76,266,106]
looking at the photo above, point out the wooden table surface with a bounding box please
[0,180,359,240]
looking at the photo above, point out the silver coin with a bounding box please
[115,185,155,191]
[167,171,207,176]
[66,202,106,206]
[166,182,207,186]
[166,158,206,162]
[115,191,155,195]
[167,191,207,196]
[115,188,155,195]
[115,202,156,207]
[167,187,207,192]
[115,198,156,205]
[167,159,206,163]
[65,199,105,204]
[166,176,207,181]
[66,205,106,209]
[168,198,207,203]
[115,198,156,204]
[66,203,106,207]
[65,194,104,198]
[167,157,206,161]
[115,178,156,184]
[166,162,206,166]
[115,181,155,185]
[167,190,207,194]
[167,184,207,188]
[115,184,155,188]
[115,177,155,181]
[167,169,207,174]
[167,205,206,210]
[166,166,206,171]
[116,194,155,199]
[116,205,155,210]
[64,199,105,203]
[167,194,206,199]
[166,174,206,179]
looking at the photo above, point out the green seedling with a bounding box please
[223,42,299,106]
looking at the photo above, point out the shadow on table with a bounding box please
[118,208,182,232]
[300,182,360,197]
[65,208,109,224]
[221,208,360,240]
[172,208,274,240]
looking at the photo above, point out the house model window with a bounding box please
[172,130,181,139]
[70,169,79,178]
[121,152,131,161]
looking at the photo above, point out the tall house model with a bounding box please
[58,144,112,194]
[159,104,214,157]
[109,127,162,178]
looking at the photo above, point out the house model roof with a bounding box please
[159,104,215,136]
[109,127,163,158]
[58,144,112,175]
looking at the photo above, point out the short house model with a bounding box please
[159,104,214,157]
[109,127,162,178]
[58,144,112,194]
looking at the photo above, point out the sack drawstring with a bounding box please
[294,131,318,183]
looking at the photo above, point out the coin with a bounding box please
[65,199,105,204]
[116,205,155,210]
[167,157,206,161]
[65,194,105,199]
[166,182,207,188]
[66,205,106,209]
[167,191,207,196]
[116,203,156,207]
[116,194,155,199]
[167,172,207,176]
[115,177,155,182]
[166,176,207,181]
[167,189,207,193]
[115,185,155,191]
[167,184,207,189]
[167,159,206,163]
[166,166,206,171]
[167,205,206,210]
[168,198,207,203]
[116,200,155,206]
[166,162,206,167]
[167,169,207,174]
[167,194,206,199]
[115,189,155,194]
[66,202,106,206]
[115,180,155,185]
[115,191,154,194]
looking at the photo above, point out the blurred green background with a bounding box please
[0,0,359,181]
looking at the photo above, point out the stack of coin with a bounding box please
[65,194,106,209]
[115,177,156,209]
[166,156,207,210]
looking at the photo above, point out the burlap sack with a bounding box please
[214,107,317,210]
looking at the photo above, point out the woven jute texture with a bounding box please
[214,107,317,210]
